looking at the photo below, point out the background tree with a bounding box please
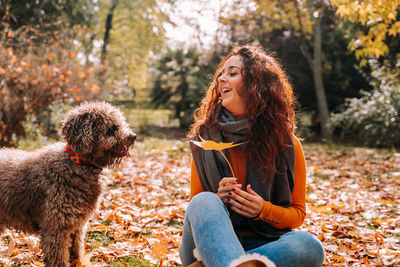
[222,0,337,139]
[332,0,400,65]
[329,63,400,148]
[327,1,400,148]
[151,47,212,127]
[0,0,96,30]
[94,0,173,95]
[0,7,99,147]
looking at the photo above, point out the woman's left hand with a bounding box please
[228,184,264,218]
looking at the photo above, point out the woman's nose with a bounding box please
[218,75,226,83]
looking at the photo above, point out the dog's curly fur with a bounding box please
[0,101,136,266]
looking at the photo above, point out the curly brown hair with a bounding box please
[188,43,296,181]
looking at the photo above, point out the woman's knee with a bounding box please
[289,231,324,266]
[187,192,223,211]
[186,192,226,219]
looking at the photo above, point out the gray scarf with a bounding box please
[190,107,295,240]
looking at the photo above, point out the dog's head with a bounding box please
[60,101,136,167]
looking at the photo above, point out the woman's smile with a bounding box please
[217,55,247,117]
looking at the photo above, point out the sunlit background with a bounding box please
[0,1,399,266]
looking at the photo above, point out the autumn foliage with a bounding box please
[0,9,100,147]
[0,140,399,266]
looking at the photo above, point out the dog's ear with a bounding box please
[60,113,97,154]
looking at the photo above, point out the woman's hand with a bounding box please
[229,184,264,218]
[218,178,264,218]
[217,177,242,204]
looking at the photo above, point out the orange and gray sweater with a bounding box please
[190,135,306,230]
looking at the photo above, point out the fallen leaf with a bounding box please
[151,241,168,259]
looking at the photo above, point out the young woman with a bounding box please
[179,44,324,267]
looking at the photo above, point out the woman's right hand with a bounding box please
[217,177,242,204]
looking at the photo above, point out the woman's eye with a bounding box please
[230,73,237,76]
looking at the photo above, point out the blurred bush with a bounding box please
[150,47,210,128]
[0,20,100,147]
[329,67,400,148]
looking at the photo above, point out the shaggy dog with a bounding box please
[0,102,136,266]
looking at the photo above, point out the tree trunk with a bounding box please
[99,1,118,85]
[312,14,330,140]
[294,2,330,140]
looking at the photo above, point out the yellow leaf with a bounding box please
[360,59,368,67]
[73,252,94,267]
[363,256,372,267]
[151,241,168,259]
[191,137,247,177]
[32,260,43,266]
[191,137,247,151]
[7,237,19,256]
[309,205,332,214]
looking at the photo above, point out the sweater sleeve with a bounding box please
[190,159,205,199]
[256,135,307,229]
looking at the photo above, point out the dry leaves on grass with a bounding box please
[300,144,400,266]
[0,140,399,266]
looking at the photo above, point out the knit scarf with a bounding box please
[190,107,295,240]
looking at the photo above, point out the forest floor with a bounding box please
[1,138,399,266]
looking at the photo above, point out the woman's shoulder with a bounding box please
[291,135,304,152]
[291,134,302,145]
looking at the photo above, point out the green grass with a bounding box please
[167,219,184,228]
[110,256,153,267]
[101,219,112,226]
[122,108,179,129]
[133,137,189,156]
[85,230,116,250]
[314,172,330,180]
[17,108,183,149]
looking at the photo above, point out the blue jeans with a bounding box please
[179,192,324,267]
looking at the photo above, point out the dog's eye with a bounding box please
[106,125,118,136]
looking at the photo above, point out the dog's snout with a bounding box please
[128,133,136,144]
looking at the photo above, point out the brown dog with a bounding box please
[0,101,136,266]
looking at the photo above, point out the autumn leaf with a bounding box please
[7,31,14,38]
[32,260,43,266]
[7,237,19,256]
[151,241,168,259]
[191,136,247,177]
[191,139,247,151]
[79,252,94,267]
[71,252,94,267]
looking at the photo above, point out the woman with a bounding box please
[179,44,324,267]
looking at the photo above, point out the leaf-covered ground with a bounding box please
[1,139,399,266]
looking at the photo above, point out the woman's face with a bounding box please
[217,55,247,118]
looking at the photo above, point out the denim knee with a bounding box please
[187,191,224,213]
[287,231,325,266]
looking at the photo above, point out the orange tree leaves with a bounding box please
[0,22,100,147]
